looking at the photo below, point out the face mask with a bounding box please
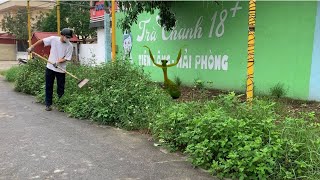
[63,37,70,43]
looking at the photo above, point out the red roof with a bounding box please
[32,32,80,42]
[0,33,15,39]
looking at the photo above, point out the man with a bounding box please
[27,28,74,111]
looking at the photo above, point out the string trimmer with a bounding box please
[32,52,89,88]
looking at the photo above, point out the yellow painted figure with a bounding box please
[246,0,256,102]
[144,46,183,99]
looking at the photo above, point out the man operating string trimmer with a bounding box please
[27,28,74,111]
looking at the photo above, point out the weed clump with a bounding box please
[270,83,287,98]
[151,93,320,179]
[9,59,171,130]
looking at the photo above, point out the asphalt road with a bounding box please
[0,76,215,180]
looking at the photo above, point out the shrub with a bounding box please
[15,58,46,95]
[0,70,6,76]
[174,76,182,87]
[194,78,204,90]
[4,66,21,82]
[12,57,320,179]
[150,101,203,151]
[270,83,287,98]
[14,59,171,130]
[65,61,171,130]
[166,80,181,99]
[151,92,320,180]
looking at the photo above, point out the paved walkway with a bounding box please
[0,77,214,180]
[0,61,18,71]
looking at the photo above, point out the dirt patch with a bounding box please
[174,85,320,120]
[277,98,320,120]
[174,86,230,102]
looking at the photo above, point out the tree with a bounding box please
[39,1,96,44]
[32,12,46,32]
[1,8,29,40]
[0,8,39,50]
[117,1,176,32]
[117,1,219,33]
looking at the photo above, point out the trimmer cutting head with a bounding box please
[78,78,89,88]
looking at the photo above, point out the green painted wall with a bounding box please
[254,2,317,99]
[116,1,249,92]
[116,1,318,99]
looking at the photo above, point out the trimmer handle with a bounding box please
[31,52,79,80]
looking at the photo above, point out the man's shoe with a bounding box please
[45,106,52,111]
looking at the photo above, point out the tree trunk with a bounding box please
[82,38,87,44]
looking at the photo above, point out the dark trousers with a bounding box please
[45,68,65,106]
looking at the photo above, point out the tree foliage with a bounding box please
[32,12,46,32]
[117,1,176,32]
[1,8,29,40]
[39,1,96,43]
[117,1,219,33]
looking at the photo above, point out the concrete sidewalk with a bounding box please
[0,61,18,71]
[0,77,214,180]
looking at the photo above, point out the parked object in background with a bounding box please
[18,58,27,65]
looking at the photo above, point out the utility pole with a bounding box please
[57,0,60,35]
[27,0,32,59]
[111,0,116,61]
[246,0,256,103]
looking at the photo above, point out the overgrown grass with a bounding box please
[3,66,21,82]
[5,59,320,180]
[8,58,171,130]
[194,78,205,90]
[270,83,287,98]
[151,93,320,180]
[14,59,46,95]
[0,70,6,76]
[174,76,182,87]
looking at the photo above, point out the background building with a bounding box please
[0,0,53,61]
